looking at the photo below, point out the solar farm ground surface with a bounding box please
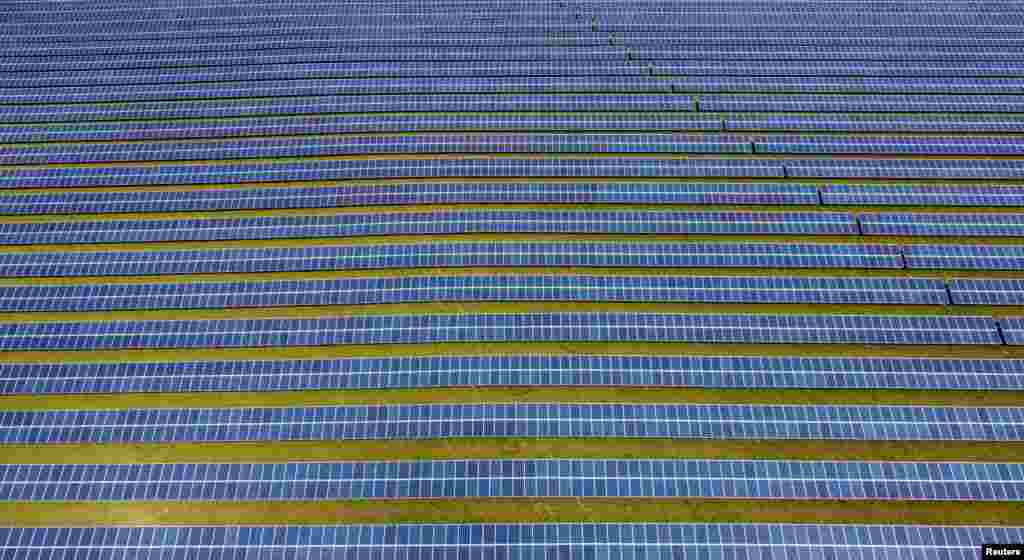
[2,0,1024,557]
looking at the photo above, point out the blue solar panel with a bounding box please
[0,159,781,188]
[0,183,816,216]
[999,317,1024,346]
[0,313,1000,351]
[0,77,673,105]
[0,242,904,278]
[0,275,948,312]
[0,523,1015,559]
[949,278,1024,305]
[1,459,1019,501]
[0,94,695,124]
[822,184,1024,207]
[1,403,1019,444]
[785,159,1024,180]
[726,114,1024,132]
[656,61,1024,78]
[0,211,853,245]
[3,355,1021,395]
[0,61,645,88]
[861,213,1024,237]
[702,94,1024,113]
[0,114,717,143]
[904,244,1024,270]
[0,134,755,165]
[756,136,1024,155]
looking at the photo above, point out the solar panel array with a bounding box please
[3,0,1023,555]
[4,355,1024,395]
[2,459,1021,501]
[0,523,1017,560]
[2,403,1020,444]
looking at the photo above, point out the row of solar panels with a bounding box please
[13,35,1024,58]
[4,9,1017,29]
[1,402,1019,443]
[0,459,1020,502]
[6,22,1024,44]
[0,523,1009,560]
[2,242,1021,277]
[16,61,1024,87]
[6,115,1024,144]
[4,274,1023,312]
[5,184,1024,216]
[0,312,1014,350]
[5,159,1024,187]
[9,47,1024,73]
[3,354,1022,395]
[6,211,1024,245]
[11,134,1024,165]
[10,93,1024,121]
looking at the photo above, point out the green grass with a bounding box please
[4,439,1021,464]
[3,499,1022,527]
[5,386,1024,411]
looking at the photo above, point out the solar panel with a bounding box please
[0,94,695,125]
[949,278,1024,305]
[702,94,1024,113]
[0,77,673,105]
[726,114,1024,133]
[755,135,1024,156]
[0,183,816,216]
[0,275,948,312]
[0,61,645,88]
[0,134,755,165]
[1,459,1020,501]
[998,318,1024,346]
[0,313,999,351]
[904,244,1024,270]
[0,242,904,278]
[656,61,1024,78]
[1,402,1020,444]
[784,159,1024,180]
[0,523,1015,559]
[3,355,1022,395]
[861,213,1024,237]
[0,159,782,189]
[0,211,853,245]
[822,184,1024,207]
[0,114,718,144]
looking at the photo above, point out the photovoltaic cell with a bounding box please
[0,242,904,278]
[0,313,1000,351]
[0,183,818,216]
[0,523,1015,559]
[726,114,1024,132]
[755,135,1024,156]
[1,402,1020,444]
[784,159,1024,180]
[2,355,1021,395]
[0,275,948,312]
[0,211,855,245]
[1,459,1020,502]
